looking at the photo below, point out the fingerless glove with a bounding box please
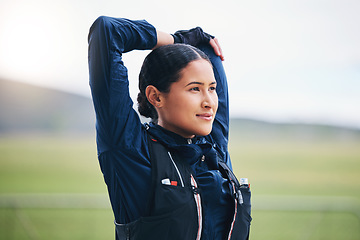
[172,27,214,46]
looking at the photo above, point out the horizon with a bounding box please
[2,78,360,131]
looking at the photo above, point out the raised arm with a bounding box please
[88,16,159,154]
[153,30,174,48]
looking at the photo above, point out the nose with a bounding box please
[201,92,216,109]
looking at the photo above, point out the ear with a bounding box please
[145,85,163,108]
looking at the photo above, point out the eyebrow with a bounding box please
[185,81,217,87]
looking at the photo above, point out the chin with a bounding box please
[195,128,212,137]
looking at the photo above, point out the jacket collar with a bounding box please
[145,122,217,167]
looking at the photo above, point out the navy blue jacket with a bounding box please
[88,16,235,239]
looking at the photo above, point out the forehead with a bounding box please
[177,59,215,86]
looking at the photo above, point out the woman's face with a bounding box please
[158,59,218,139]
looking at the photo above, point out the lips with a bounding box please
[196,113,213,121]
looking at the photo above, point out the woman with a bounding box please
[88,16,251,240]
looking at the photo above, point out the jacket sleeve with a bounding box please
[88,17,157,223]
[88,16,157,154]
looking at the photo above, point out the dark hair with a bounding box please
[137,44,211,121]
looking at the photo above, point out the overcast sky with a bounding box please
[0,0,359,128]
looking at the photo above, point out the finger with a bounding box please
[209,39,220,56]
[214,38,224,61]
[210,38,224,61]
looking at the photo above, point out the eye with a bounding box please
[209,86,216,91]
[190,87,200,91]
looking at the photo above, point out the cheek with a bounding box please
[173,93,196,107]
[165,95,192,116]
[213,95,219,112]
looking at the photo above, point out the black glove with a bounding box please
[172,27,214,47]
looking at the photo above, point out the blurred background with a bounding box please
[0,0,359,239]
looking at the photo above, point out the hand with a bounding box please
[209,38,224,61]
[172,27,213,46]
[172,27,224,61]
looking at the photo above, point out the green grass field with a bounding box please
[0,133,359,239]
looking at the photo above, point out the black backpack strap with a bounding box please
[114,130,160,240]
[218,161,243,204]
[143,133,167,216]
[219,162,252,240]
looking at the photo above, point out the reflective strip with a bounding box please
[167,152,184,187]
[191,175,202,240]
[227,182,238,240]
